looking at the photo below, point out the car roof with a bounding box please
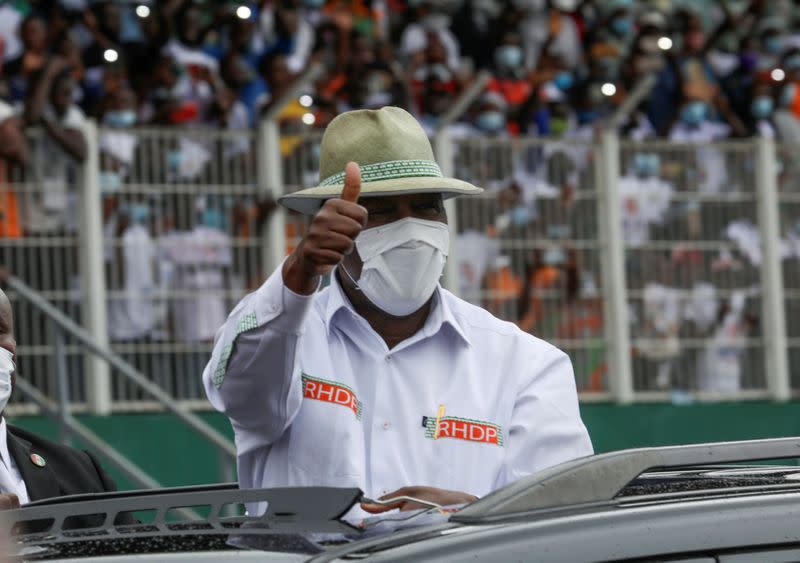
[4,437,800,561]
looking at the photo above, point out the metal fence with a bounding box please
[620,140,765,399]
[450,135,607,398]
[1,121,796,414]
[0,128,86,413]
[778,142,800,393]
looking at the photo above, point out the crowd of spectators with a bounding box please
[0,0,798,139]
[0,0,799,398]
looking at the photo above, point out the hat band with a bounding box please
[319,159,443,187]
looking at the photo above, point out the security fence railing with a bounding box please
[0,121,796,415]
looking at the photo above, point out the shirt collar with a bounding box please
[0,417,12,470]
[324,267,471,347]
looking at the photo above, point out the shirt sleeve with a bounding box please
[202,264,316,454]
[496,343,594,489]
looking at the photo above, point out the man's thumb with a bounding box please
[340,161,361,203]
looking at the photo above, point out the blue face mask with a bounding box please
[543,247,566,265]
[553,71,574,91]
[167,150,183,172]
[681,101,707,126]
[130,203,150,224]
[611,16,632,37]
[781,84,796,108]
[495,45,523,69]
[764,36,782,55]
[633,153,660,177]
[202,208,226,231]
[547,224,571,239]
[751,95,774,119]
[510,205,531,226]
[477,110,506,133]
[99,171,123,194]
[104,110,137,128]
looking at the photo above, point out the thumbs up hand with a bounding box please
[283,162,368,295]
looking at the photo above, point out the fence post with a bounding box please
[257,119,286,277]
[433,129,460,296]
[597,129,633,404]
[78,120,111,415]
[51,320,71,446]
[755,137,790,401]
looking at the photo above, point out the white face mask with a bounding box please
[344,217,450,317]
[0,348,14,413]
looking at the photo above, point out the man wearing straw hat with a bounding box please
[203,107,592,513]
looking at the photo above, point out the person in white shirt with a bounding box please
[203,107,593,515]
[668,99,731,195]
[22,57,87,235]
[618,153,673,248]
[106,204,158,342]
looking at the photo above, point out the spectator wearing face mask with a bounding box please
[106,202,159,343]
[98,86,138,196]
[166,203,233,345]
[755,17,787,68]
[774,81,800,143]
[586,0,634,56]
[748,81,777,138]
[489,32,545,135]
[471,91,510,136]
[488,33,532,108]
[618,152,673,248]
[669,95,735,195]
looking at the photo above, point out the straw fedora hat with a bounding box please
[278,106,483,215]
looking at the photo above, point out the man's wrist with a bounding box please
[282,251,320,296]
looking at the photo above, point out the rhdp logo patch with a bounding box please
[302,374,363,420]
[422,414,504,446]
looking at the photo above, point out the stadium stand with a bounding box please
[1,0,800,411]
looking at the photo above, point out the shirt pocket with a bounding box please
[287,376,365,482]
[424,415,508,496]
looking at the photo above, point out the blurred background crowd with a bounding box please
[1,0,799,139]
[1,0,800,402]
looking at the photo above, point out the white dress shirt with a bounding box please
[203,265,593,513]
[0,418,29,504]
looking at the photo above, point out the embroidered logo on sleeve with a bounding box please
[212,312,259,388]
[421,415,504,446]
[302,374,363,420]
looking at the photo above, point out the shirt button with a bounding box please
[385,355,392,362]
[268,303,279,313]
[382,421,391,430]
